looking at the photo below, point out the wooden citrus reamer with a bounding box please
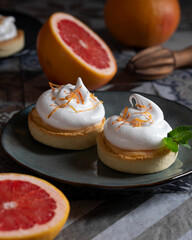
[126,45,192,80]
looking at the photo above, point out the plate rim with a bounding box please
[1,91,192,190]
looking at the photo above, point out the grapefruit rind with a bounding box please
[50,12,116,75]
[0,173,70,240]
[37,12,117,90]
[104,0,180,47]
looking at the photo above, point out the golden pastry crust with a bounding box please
[0,30,25,57]
[28,107,105,150]
[97,131,178,174]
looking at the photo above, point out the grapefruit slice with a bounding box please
[0,173,70,240]
[37,12,117,90]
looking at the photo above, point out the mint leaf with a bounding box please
[168,125,192,139]
[181,143,191,149]
[172,131,192,144]
[163,137,178,152]
[165,125,192,152]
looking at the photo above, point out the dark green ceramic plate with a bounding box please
[2,92,192,190]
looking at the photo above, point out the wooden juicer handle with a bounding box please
[173,46,192,68]
[127,45,192,80]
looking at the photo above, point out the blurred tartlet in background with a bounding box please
[0,15,24,57]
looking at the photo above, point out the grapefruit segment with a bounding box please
[0,173,70,240]
[57,19,110,69]
[37,12,117,90]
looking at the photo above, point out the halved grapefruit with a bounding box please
[37,12,117,90]
[0,173,70,240]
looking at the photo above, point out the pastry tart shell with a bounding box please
[28,107,105,150]
[0,30,25,58]
[97,131,178,174]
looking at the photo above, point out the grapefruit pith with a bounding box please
[37,12,117,90]
[0,173,70,240]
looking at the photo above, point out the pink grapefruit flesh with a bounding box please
[0,180,56,230]
[0,173,70,240]
[37,12,117,90]
[57,19,110,69]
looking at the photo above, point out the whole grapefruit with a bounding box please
[37,12,117,90]
[104,0,180,47]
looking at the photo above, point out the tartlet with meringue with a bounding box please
[97,94,178,174]
[28,78,105,150]
[0,15,25,58]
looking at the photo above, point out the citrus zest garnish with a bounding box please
[68,104,78,112]
[78,91,84,104]
[64,90,70,94]
[112,104,153,129]
[135,104,149,110]
[47,106,60,118]
[74,101,102,113]
[49,82,60,91]
[47,84,101,118]
[122,107,128,118]
[90,93,97,101]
